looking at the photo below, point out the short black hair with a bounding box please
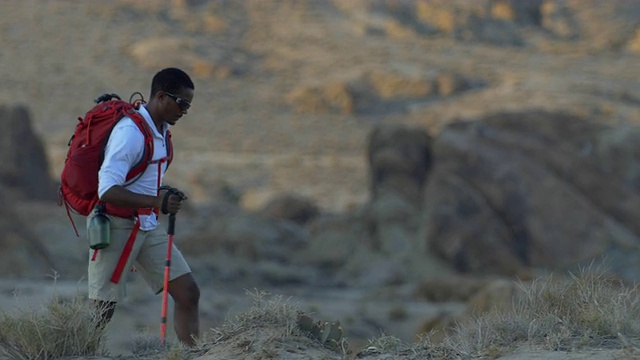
[150,67,195,97]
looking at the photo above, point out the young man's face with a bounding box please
[159,87,194,126]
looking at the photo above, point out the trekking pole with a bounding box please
[160,213,176,347]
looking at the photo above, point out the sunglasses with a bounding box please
[165,92,191,111]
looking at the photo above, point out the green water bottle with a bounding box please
[88,204,110,250]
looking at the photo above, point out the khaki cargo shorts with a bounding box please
[87,214,191,302]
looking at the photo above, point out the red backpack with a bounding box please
[58,93,173,234]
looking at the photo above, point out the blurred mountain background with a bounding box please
[1,0,640,355]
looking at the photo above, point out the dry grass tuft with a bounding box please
[368,264,640,359]
[0,292,106,359]
[198,289,305,347]
[197,289,348,358]
[127,331,198,360]
[5,264,637,359]
[221,289,301,339]
[367,333,404,354]
[446,264,640,358]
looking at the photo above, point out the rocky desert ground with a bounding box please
[1,1,640,359]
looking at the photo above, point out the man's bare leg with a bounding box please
[168,273,200,346]
[94,300,117,329]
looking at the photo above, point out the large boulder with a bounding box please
[0,105,57,201]
[295,124,456,287]
[421,110,640,280]
[593,125,640,190]
[257,193,320,225]
[367,124,432,208]
[0,186,56,278]
[366,125,432,257]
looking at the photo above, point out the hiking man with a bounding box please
[90,67,200,345]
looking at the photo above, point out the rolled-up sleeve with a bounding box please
[98,118,145,198]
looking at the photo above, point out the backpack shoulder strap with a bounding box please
[165,129,173,171]
[124,110,155,183]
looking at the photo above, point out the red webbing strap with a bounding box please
[166,131,173,169]
[85,113,93,146]
[57,187,81,237]
[110,154,166,284]
[124,112,154,183]
[153,157,167,214]
[151,157,167,166]
[110,217,141,284]
[109,207,155,283]
[63,199,80,237]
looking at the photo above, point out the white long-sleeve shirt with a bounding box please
[98,105,170,230]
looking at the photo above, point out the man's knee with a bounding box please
[184,279,200,305]
[170,274,200,307]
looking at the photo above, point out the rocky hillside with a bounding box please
[1,0,640,357]
[1,0,639,212]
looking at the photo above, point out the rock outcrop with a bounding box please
[286,70,483,115]
[0,105,57,201]
[0,185,56,278]
[335,0,640,51]
[422,110,640,280]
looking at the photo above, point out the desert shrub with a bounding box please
[367,333,404,354]
[129,332,165,357]
[446,308,534,358]
[422,264,640,358]
[164,343,195,360]
[396,264,640,359]
[126,329,200,359]
[511,265,640,350]
[0,294,106,360]
[198,290,349,357]
[133,330,204,359]
[366,331,464,359]
[200,289,302,346]
[228,289,300,335]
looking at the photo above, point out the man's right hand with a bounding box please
[158,187,188,214]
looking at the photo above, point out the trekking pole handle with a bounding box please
[168,213,176,235]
